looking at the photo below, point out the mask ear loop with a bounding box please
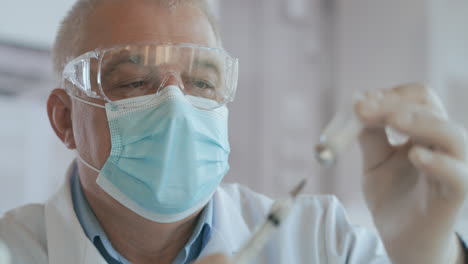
[68,93,106,109]
[74,150,101,174]
[68,96,104,174]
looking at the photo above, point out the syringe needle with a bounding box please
[233,179,307,264]
[289,178,307,198]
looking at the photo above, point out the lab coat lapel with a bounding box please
[44,161,107,264]
[199,185,252,258]
[44,163,255,263]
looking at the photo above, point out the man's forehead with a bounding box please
[77,0,218,54]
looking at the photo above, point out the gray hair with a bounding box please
[52,0,220,83]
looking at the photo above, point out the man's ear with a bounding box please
[47,88,76,149]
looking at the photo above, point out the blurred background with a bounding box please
[0,0,467,231]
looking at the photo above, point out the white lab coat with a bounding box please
[0,163,390,264]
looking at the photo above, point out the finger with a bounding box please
[356,92,414,170]
[357,84,447,122]
[356,91,445,126]
[387,105,467,161]
[358,127,396,171]
[355,91,395,169]
[355,84,451,170]
[409,146,468,199]
[386,83,448,117]
[357,93,466,160]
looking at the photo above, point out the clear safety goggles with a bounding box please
[62,43,239,110]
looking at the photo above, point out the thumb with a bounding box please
[358,127,395,171]
[355,98,395,171]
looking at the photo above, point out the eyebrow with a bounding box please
[102,54,142,74]
[102,55,222,77]
[193,58,221,75]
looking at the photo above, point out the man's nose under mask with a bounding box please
[74,85,231,223]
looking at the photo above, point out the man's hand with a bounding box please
[193,253,233,264]
[355,84,467,264]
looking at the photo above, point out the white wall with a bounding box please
[429,0,468,236]
[0,1,76,48]
[332,0,430,221]
[220,0,333,197]
[430,0,468,129]
[0,96,74,214]
[333,0,468,227]
[0,0,77,214]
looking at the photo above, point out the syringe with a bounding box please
[233,179,307,264]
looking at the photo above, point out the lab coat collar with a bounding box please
[198,185,252,258]
[44,161,107,264]
[44,161,253,263]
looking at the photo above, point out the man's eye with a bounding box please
[193,80,215,90]
[122,80,146,88]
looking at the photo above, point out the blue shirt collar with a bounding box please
[70,163,213,264]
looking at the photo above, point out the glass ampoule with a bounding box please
[315,93,408,167]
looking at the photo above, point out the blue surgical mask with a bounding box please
[74,85,230,223]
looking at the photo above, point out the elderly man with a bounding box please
[0,0,467,263]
